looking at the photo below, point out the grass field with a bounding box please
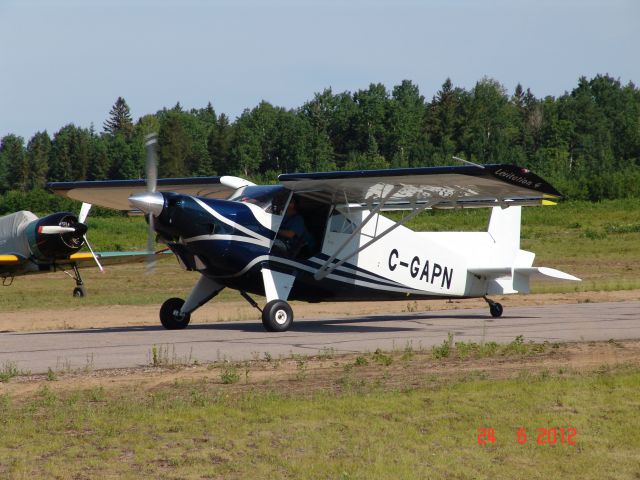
[1,341,640,479]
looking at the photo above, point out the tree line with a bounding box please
[1,74,639,212]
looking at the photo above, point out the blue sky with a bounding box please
[1,0,638,140]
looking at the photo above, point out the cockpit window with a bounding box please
[329,211,356,234]
[230,185,288,214]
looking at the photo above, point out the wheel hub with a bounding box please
[274,309,288,325]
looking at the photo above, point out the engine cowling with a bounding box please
[25,212,87,260]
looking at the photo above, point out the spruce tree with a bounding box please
[103,97,134,139]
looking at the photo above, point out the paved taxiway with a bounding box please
[1,301,638,374]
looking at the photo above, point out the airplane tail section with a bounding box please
[467,206,580,294]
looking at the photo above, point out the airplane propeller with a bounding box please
[34,211,102,271]
[144,133,159,273]
[38,203,104,272]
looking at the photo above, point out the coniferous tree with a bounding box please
[27,131,51,189]
[49,125,76,182]
[158,111,191,177]
[428,78,465,164]
[103,97,134,139]
[208,113,231,175]
[0,134,28,191]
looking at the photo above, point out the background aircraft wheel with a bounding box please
[262,300,293,332]
[490,302,503,318]
[160,297,191,330]
[72,286,86,298]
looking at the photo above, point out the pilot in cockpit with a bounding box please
[274,197,315,257]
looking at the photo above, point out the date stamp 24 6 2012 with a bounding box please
[477,427,577,446]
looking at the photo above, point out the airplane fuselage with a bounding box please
[154,192,524,303]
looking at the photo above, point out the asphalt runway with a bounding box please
[1,301,638,374]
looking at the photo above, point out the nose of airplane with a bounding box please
[129,192,164,216]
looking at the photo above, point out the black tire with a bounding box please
[160,297,191,330]
[489,302,504,318]
[73,286,86,298]
[262,300,293,332]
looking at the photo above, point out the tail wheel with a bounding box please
[73,286,86,298]
[489,302,504,318]
[262,300,293,332]
[160,297,191,330]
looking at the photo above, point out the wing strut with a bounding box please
[313,185,399,280]
[314,191,439,281]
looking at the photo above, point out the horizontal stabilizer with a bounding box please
[469,265,580,295]
[514,267,581,282]
[469,266,580,282]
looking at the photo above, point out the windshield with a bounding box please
[230,185,288,214]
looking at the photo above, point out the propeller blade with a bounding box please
[38,225,77,234]
[146,215,156,274]
[144,132,159,274]
[78,202,92,224]
[145,133,158,193]
[82,235,104,273]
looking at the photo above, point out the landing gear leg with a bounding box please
[260,268,296,332]
[159,275,224,330]
[483,296,503,318]
[71,264,86,298]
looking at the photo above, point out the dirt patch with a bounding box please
[3,338,638,399]
[2,289,638,333]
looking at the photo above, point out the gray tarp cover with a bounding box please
[0,211,37,258]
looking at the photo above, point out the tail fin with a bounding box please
[487,205,521,250]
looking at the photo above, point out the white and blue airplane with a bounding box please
[49,136,580,331]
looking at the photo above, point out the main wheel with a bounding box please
[160,297,191,330]
[489,302,503,318]
[262,300,293,332]
[73,286,86,298]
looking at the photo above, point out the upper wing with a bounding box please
[279,164,561,209]
[48,176,250,211]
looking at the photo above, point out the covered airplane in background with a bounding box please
[49,135,580,329]
[0,205,160,297]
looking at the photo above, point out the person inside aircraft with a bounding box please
[275,197,315,257]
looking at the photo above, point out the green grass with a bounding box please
[1,363,639,478]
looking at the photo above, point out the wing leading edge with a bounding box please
[48,176,245,211]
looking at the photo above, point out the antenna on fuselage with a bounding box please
[453,156,485,169]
